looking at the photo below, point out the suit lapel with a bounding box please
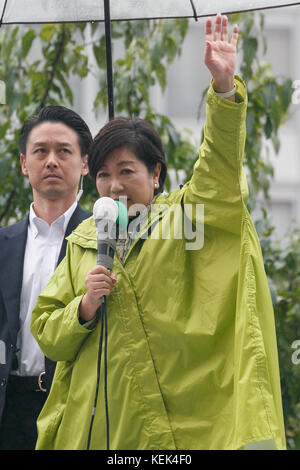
[0,217,28,342]
[57,204,91,265]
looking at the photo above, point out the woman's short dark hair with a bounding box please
[88,117,167,195]
[18,105,93,156]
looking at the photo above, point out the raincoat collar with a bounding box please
[67,195,174,255]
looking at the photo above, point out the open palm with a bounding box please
[204,14,238,92]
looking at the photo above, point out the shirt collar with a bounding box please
[29,200,77,238]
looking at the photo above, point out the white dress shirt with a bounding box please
[14,201,77,377]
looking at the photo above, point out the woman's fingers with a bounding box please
[213,13,222,41]
[89,279,115,293]
[205,17,213,42]
[221,15,228,42]
[85,266,117,300]
[230,24,239,47]
[206,14,238,46]
[89,265,111,276]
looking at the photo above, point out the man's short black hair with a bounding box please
[18,105,93,156]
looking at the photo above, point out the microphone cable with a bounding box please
[89,198,128,450]
[86,296,110,450]
[103,297,110,450]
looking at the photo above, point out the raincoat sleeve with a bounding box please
[31,241,94,362]
[184,75,248,235]
[180,76,286,449]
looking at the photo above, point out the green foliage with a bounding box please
[0,23,91,224]
[231,13,293,210]
[197,13,293,209]
[90,19,195,191]
[233,12,300,449]
[0,19,195,222]
[256,211,300,449]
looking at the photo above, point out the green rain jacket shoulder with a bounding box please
[31,77,286,450]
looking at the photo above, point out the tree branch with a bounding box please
[39,24,68,109]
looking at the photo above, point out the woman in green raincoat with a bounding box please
[31,14,286,450]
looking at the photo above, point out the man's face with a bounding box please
[20,121,88,202]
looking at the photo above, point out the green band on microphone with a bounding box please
[115,200,129,230]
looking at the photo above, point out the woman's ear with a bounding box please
[153,162,161,187]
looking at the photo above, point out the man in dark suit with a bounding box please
[0,105,93,450]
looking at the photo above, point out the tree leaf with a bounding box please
[155,62,166,91]
[40,24,56,42]
[22,29,36,58]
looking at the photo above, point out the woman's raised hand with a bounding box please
[204,13,238,94]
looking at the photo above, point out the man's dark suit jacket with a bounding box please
[0,204,91,422]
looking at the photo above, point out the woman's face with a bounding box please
[95,147,161,211]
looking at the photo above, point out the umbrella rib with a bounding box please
[219,2,300,16]
[0,0,8,28]
[189,0,198,22]
[104,0,114,121]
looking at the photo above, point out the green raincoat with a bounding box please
[31,77,286,450]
